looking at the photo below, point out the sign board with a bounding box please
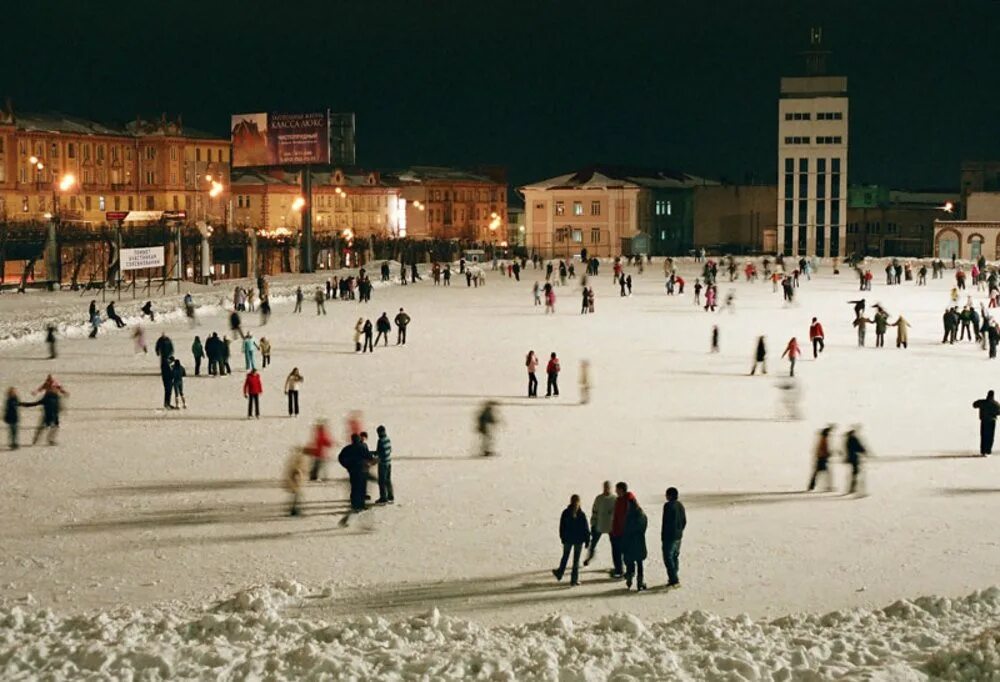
[121,246,165,271]
[162,210,187,220]
[105,211,129,221]
[231,111,331,167]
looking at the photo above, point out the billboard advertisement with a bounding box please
[231,111,330,167]
[121,247,165,271]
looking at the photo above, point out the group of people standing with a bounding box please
[553,482,686,591]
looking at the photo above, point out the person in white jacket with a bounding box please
[583,480,617,566]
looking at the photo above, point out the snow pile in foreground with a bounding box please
[1,584,997,680]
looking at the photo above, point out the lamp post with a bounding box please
[43,171,76,288]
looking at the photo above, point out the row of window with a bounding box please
[784,136,844,145]
[2,138,227,166]
[815,136,843,145]
[555,227,603,244]
[427,188,500,202]
[846,222,917,235]
[555,200,602,217]
[783,111,844,121]
[782,222,841,257]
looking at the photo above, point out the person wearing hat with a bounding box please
[972,390,1000,456]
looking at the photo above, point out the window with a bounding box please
[146,196,155,210]
[831,200,840,226]
[0,138,5,153]
[125,147,132,161]
[114,196,121,210]
[146,147,155,160]
[655,199,670,216]
[18,167,26,183]
[67,143,76,159]
[591,227,601,243]
[218,149,223,162]
[238,195,244,208]
[799,159,808,199]
[170,171,177,184]
[172,195,179,210]
[817,158,826,200]
[573,201,583,216]
[145,171,155,185]
[128,196,134,210]
[83,144,91,161]
[245,196,251,209]
[97,145,105,163]
[18,141,26,156]
[196,148,201,162]
[98,196,105,211]
[85,196,92,211]
[555,201,565,216]
[22,196,29,212]
[50,143,58,158]
[591,201,601,216]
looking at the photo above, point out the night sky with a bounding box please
[3,0,998,190]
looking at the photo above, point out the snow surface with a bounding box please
[1,259,999,677]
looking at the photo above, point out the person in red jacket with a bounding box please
[545,352,561,397]
[306,418,334,481]
[243,368,263,419]
[608,481,632,579]
[781,337,802,377]
[809,317,825,358]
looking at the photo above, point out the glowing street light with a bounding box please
[942,201,955,213]
[58,173,76,192]
[291,196,306,212]
[208,180,224,198]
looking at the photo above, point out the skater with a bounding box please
[45,325,57,359]
[242,332,259,371]
[284,367,303,417]
[580,287,590,314]
[808,426,834,491]
[854,314,874,347]
[315,287,326,315]
[622,493,648,592]
[4,387,20,450]
[88,307,101,339]
[545,352,560,397]
[972,390,1000,456]
[394,308,411,345]
[375,313,392,347]
[229,310,243,340]
[184,293,196,326]
[661,487,686,588]
[243,368,263,419]
[533,281,541,306]
[579,359,591,405]
[23,377,67,446]
[362,319,374,353]
[583,481,616,567]
[844,426,869,495]
[106,301,126,328]
[294,286,304,313]
[259,297,271,325]
[710,325,719,353]
[694,279,702,305]
[809,317,825,358]
[259,337,271,368]
[750,336,767,375]
[354,318,364,352]
[204,333,220,375]
[552,494,590,586]
[191,336,204,376]
[544,285,556,314]
[526,350,539,397]
[221,337,232,376]
[337,433,376,522]
[476,400,499,456]
[283,446,310,516]
[306,418,334,481]
[140,300,155,321]
[155,333,175,408]
[608,482,631,579]
[171,358,187,409]
[781,337,801,377]
[848,298,865,321]
[375,425,394,504]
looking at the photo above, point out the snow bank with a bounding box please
[1,584,997,679]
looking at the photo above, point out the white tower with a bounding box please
[777,28,849,258]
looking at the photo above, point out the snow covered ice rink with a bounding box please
[1,260,999,679]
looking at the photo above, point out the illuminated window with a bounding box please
[591,201,601,215]
[573,201,583,216]
[99,196,105,211]
[555,201,565,216]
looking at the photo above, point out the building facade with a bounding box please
[521,166,714,258]
[960,161,1000,218]
[777,74,849,258]
[692,184,777,254]
[0,110,230,227]
[934,192,1000,261]
[846,186,956,257]
[387,166,507,243]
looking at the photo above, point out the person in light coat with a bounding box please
[354,318,364,353]
[584,480,617,566]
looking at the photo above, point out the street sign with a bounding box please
[121,246,165,271]
[105,211,129,221]
[162,210,187,220]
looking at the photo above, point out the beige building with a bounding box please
[934,192,1000,261]
[386,167,507,242]
[521,166,714,258]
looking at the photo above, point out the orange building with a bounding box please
[387,166,507,242]
[0,109,230,227]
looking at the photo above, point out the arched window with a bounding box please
[968,233,985,260]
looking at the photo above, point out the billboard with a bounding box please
[121,247,165,271]
[231,111,330,167]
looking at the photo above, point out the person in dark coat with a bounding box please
[337,434,376,525]
[191,336,205,376]
[394,308,411,345]
[4,387,21,450]
[552,494,590,586]
[205,333,220,376]
[972,390,1000,456]
[844,427,868,494]
[221,337,232,376]
[22,376,67,446]
[154,334,175,409]
[362,319,374,353]
[171,358,187,409]
[661,487,687,588]
[106,302,126,328]
[45,325,57,359]
[608,481,630,578]
[140,300,155,321]
[375,313,392,347]
[622,494,648,591]
[750,335,767,375]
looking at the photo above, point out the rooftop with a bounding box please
[3,110,226,141]
[522,165,718,191]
